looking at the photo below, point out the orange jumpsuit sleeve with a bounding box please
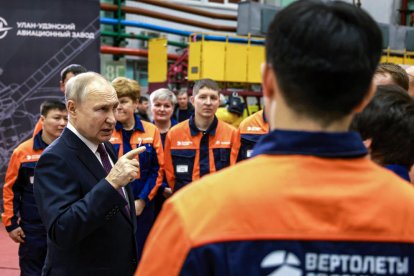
[2,149,22,231]
[230,127,241,165]
[164,131,176,191]
[148,128,164,200]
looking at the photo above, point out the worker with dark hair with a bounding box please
[2,100,67,275]
[174,90,194,122]
[351,84,414,181]
[59,64,87,92]
[137,95,150,122]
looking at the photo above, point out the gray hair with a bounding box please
[150,88,177,106]
[65,72,111,104]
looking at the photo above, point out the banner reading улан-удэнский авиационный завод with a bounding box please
[0,0,100,198]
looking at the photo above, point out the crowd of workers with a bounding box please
[3,0,414,275]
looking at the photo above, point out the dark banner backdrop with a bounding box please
[0,0,100,201]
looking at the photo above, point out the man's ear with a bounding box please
[190,95,195,105]
[66,100,77,118]
[261,63,276,99]
[363,138,372,150]
[40,115,45,123]
[354,81,376,113]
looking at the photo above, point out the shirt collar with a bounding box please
[33,130,48,150]
[189,115,218,137]
[115,113,145,132]
[67,122,99,154]
[252,129,368,158]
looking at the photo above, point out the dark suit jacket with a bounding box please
[34,128,138,276]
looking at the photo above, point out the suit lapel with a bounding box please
[63,129,134,224]
[62,129,106,181]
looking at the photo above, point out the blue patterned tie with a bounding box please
[97,144,130,215]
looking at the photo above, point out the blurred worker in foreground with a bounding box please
[2,100,67,275]
[137,1,414,275]
[164,79,239,193]
[174,90,194,122]
[237,109,269,161]
[34,72,144,275]
[111,77,164,264]
[149,88,177,218]
[32,64,86,137]
[351,84,414,182]
[374,62,409,90]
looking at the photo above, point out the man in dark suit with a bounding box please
[34,72,145,276]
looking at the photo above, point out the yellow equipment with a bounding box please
[148,38,168,83]
[188,34,265,83]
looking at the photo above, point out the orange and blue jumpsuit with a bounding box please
[237,109,269,161]
[110,114,163,263]
[2,131,48,275]
[137,130,414,275]
[164,115,239,192]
